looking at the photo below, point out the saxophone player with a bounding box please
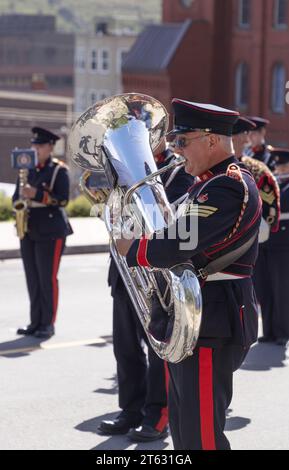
[13,127,73,339]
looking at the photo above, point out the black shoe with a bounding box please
[128,424,169,442]
[258,336,275,343]
[34,325,55,338]
[17,324,38,336]
[276,337,288,346]
[98,413,143,436]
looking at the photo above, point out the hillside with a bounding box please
[0,0,161,32]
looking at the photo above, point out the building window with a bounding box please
[238,0,250,28]
[75,88,87,113]
[235,62,249,109]
[90,90,98,105]
[75,47,86,71]
[274,0,288,28]
[99,90,110,100]
[272,63,286,113]
[91,49,98,71]
[117,48,129,73]
[100,49,110,73]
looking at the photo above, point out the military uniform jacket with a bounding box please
[12,157,73,241]
[108,149,195,295]
[127,157,262,348]
[265,178,289,250]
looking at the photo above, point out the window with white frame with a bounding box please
[75,46,86,71]
[238,0,250,28]
[117,48,129,73]
[274,0,288,28]
[100,48,110,73]
[75,88,87,112]
[90,90,98,105]
[235,62,249,108]
[91,49,98,71]
[272,63,286,113]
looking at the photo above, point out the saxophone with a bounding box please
[68,93,202,363]
[13,168,29,240]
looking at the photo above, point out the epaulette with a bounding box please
[52,157,68,169]
[242,156,269,179]
[242,156,279,190]
[226,163,243,182]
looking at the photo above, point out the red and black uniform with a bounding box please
[241,157,281,328]
[126,156,261,450]
[107,149,195,431]
[12,157,72,330]
[256,176,289,340]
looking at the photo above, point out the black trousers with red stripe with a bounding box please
[112,281,168,430]
[20,235,65,328]
[168,345,246,450]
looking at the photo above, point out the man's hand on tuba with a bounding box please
[115,238,134,257]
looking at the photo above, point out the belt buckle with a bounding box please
[197,268,208,280]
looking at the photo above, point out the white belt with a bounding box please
[206,273,245,282]
[280,213,289,221]
[29,201,47,208]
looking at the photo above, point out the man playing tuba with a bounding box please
[117,99,262,450]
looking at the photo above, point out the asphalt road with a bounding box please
[0,254,288,450]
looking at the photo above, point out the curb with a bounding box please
[0,244,110,260]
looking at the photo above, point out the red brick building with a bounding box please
[123,0,289,146]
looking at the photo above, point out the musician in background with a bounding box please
[13,127,72,339]
[246,116,274,169]
[117,99,261,450]
[254,148,289,346]
[98,139,194,442]
[232,116,280,243]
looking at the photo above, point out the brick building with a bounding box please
[0,91,73,184]
[0,14,74,97]
[123,0,289,146]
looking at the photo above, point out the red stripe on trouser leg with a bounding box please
[136,236,150,267]
[52,238,63,324]
[199,347,216,450]
[155,361,169,432]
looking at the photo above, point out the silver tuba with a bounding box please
[68,93,202,363]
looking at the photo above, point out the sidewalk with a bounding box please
[0,217,109,259]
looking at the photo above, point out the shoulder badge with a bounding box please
[52,157,68,169]
[226,164,243,182]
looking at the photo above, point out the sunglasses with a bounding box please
[174,133,211,149]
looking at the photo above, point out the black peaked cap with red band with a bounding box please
[233,116,256,135]
[31,127,60,145]
[168,99,240,137]
[246,116,270,130]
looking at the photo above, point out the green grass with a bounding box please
[0,0,161,32]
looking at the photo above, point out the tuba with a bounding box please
[68,93,202,363]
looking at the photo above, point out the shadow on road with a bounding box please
[0,336,48,358]
[241,343,287,371]
[94,374,118,395]
[76,412,170,451]
[225,409,251,431]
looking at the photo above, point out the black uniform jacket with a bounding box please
[127,157,262,348]
[265,178,289,250]
[12,156,73,240]
[108,149,195,296]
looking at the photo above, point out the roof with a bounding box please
[122,19,191,73]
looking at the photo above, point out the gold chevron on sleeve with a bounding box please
[259,190,275,205]
[185,204,218,217]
